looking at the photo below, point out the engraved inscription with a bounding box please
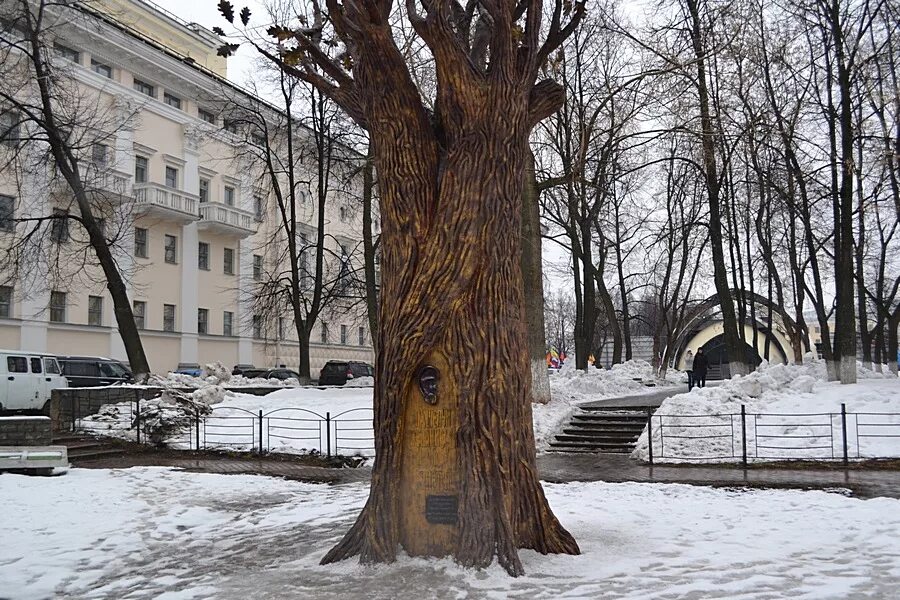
[425,494,458,525]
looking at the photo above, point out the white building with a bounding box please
[0,0,374,374]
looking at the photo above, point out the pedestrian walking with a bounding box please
[684,350,695,390]
[693,348,709,388]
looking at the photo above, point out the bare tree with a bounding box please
[0,0,150,378]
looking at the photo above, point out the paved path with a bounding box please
[535,453,900,499]
[72,449,900,499]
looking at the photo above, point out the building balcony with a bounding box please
[198,201,257,237]
[51,167,131,203]
[132,182,200,223]
[92,167,131,199]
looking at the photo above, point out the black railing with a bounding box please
[62,395,374,457]
[647,403,900,464]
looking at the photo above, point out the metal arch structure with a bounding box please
[669,290,809,370]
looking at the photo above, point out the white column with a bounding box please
[19,143,49,352]
[178,128,201,368]
[236,156,256,365]
[237,238,254,365]
[108,101,135,361]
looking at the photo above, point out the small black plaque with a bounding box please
[425,494,458,525]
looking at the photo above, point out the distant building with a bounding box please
[0,0,373,373]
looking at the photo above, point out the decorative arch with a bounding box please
[669,290,805,373]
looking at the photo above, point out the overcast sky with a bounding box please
[149,0,266,87]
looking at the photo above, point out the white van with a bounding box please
[0,350,68,412]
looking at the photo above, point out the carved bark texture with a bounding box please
[318,51,578,581]
[254,0,585,577]
[322,88,578,576]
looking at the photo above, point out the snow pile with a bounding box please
[534,360,675,451]
[633,357,900,463]
[2,468,899,599]
[344,376,375,387]
[79,387,223,444]
[145,363,298,389]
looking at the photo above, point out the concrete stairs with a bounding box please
[52,433,126,462]
[549,406,654,454]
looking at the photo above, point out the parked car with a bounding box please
[232,364,256,376]
[0,350,67,413]
[240,368,302,382]
[57,356,133,388]
[318,361,374,386]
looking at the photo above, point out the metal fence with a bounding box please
[62,396,374,457]
[645,403,900,464]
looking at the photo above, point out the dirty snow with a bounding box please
[1,467,898,599]
[632,357,900,463]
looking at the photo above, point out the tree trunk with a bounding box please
[362,140,379,352]
[686,0,748,378]
[28,21,150,379]
[888,311,899,377]
[521,151,551,404]
[321,95,577,575]
[830,0,858,384]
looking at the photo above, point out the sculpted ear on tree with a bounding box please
[217,0,585,576]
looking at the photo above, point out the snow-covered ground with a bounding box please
[534,360,679,450]
[1,467,898,599]
[633,358,900,463]
[80,360,672,456]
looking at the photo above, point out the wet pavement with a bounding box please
[72,447,900,499]
[535,452,900,499]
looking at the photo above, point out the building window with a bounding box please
[0,286,12,318]
[339,206,347,222]
[88,295,103,326]
[223,311,233,336]
[298,232,310,279]
[164,234,178,264]
[132,300,145,330]
[198,308,208,335]
[254,195,263,220]
[320,321,328,344]
[134,227,148,258]
[91,59,112,78]
[0,110,20,147]
[163,304,176,332]
[54,42,79,63]
[92,143,108,166]
[278,317,285,340]
[252,314,262,339]
[0,195,15,232]
[253,255,262,281]
[51,209,69,243]
[134,156,148,183]
[199,178,209,203]
[133,79,155,97]
[223,119,239,134]
[163,92,182,109]
[358,327,365,346]
[223,186,235,206]
[223,248,234,275]
[340,324,347,345]
[165,166,178,189]
[251,132,266,146]
[199,109,216,124]
[198,242,210,270]
[49,291,66,323]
